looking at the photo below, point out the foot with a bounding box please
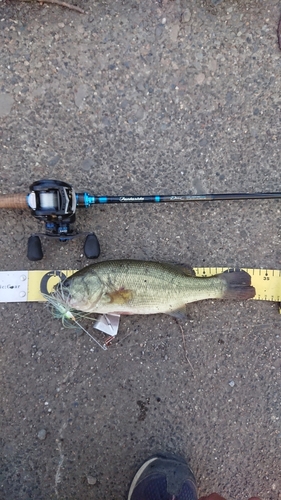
[128,453,198,500]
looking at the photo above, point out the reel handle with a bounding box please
[0,193,28,209]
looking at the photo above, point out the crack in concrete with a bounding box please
[54,421,67,498]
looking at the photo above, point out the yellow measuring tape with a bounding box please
[24,267,281,306]
[194,267,281,304]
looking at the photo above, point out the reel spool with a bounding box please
[27,180,100,261]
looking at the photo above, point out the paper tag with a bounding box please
[93,314,120,336]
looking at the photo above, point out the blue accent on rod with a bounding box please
[87,194,95,206]
[75,193,96,207]
[155,196,160,202]
[84,193,89,207]
[98,196,108,204]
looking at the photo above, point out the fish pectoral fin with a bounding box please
[168,306,187,320]
[107,288,134,305]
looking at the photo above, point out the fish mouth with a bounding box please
[53,281,72,306]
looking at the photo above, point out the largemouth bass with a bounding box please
[50,260,255,318]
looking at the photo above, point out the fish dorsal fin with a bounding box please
[164,262,196,277]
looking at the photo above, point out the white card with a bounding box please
[93,314,120,336]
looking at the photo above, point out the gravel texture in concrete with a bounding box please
[0,0,280,499]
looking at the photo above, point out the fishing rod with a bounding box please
[0,179,280,261]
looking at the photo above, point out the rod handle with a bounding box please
[0,193,28,209]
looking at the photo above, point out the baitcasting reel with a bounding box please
[26,180,100,261]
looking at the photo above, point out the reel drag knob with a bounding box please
[84,233,100,259]
[27,235,43,261]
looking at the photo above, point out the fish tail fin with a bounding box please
[221,269,255,300]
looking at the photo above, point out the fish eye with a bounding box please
[63,280,70,288]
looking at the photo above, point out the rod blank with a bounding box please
[76,191,281,207]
